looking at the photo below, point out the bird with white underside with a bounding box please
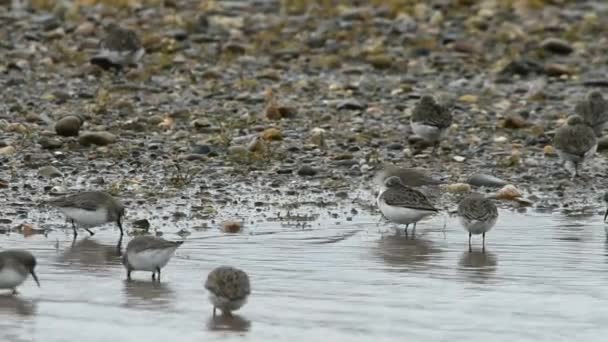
[376,176,439,237]
[553,114,597,179]
[122,236,184,281]
[457,193,498,253]
[0,249,40,295]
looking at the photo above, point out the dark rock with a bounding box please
[133,219,151,230]
[540,38,573,55]
[38,136,63,149]
[78,131,117,146]
[277,168,293,174]
[387,143,403,150]
[500,58,543,77]
[192,144,212,155]
[297,165,317,176]
[55,115,82,137]
[337,99,365,110]
[38,165,62,178]
[467,173,509,188]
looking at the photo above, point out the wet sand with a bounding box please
[1,210,608,341]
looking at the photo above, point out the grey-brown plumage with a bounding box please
[47,191,125,237]
[122,236,184,281]
[205,266,251,316]
[574,90,608,136]
[0,250,40,294]
[90,23,144,70]
[457,193,498,252]
[377,176,438,237]
[553,115,598,179]
[374,165,445,189]
[410,95,453,153]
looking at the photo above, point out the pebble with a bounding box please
[540,38,573,55]
[467,173,508,188]
[192,144,211,155]
[336,99,365,110]
[262,128,283,141]
[297,165,317,176]
[55,116,82,137]
[78,131,117,146]
[446,183,471,193]
[452,156,466,162]
[38,165,62,178]
[38,136,63,149]
[544,145,557,155]
[0,146,16,156]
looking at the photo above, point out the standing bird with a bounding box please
[122,236,184,281]
[205,266,251,317]
[553,115,598,179]
[47,191,125,238]
[410,95,453,154]
[0,250,40,294]
[457,193,498,253]
[575,90,608,137]
[90,23,145,72]
[377,176,439,238]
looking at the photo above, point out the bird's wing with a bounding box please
[382,188,438,211]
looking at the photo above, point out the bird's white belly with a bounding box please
[60,207,108,227]
[411,121,443,142]
[378,199,434,225]
[209,293,247,311]
[100,48,145,65]
[127,248,177,271]
[0,269,27,289]
[459,216,497,235]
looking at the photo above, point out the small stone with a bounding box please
[543,63,574,77]
[500,114,529,129]
[540,38,573,55]
[297,165,317,176]
[543,145,556,155]
[494,184,523,201]
[458,94,478,103]
[38,136,63,149]
[222,220,242,233]
[366,54,393,69]
[446,183,471,193]
[38,165,63,178]
[262,128,283,141]
[55,115,82,137]
[228,145,249,156]
[467,173,508,188]
[78,131,117,146]
[494,136,508,143]
[387,143,403,150]
[453,155,466,162]
[75,21,95,35]
[337,99,365,110]
[192,144,211,155]
[0,146,16,156]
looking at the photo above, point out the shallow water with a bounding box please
[1,209,608,342]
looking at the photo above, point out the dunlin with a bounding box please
[122,236,184,281]
[205,266,251,317]
[553,115,598,179]
[47,191,125,237]
[0,250,40,294]
[90,23,144,71]
[457,193,498,253]
[377,176,439,237]
[575,90,608,137]
[410,95,453,154]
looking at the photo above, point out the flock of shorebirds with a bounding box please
[2,21,607,320]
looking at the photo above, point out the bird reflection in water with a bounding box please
[207,313,251,332]
[0,294,37,316]
[457,250,498,283]
[58,237,123,271]
[123,280,175,310]
[374,234,441,271]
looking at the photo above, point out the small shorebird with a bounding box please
[410,95,453,154]
[122,236,184,281]
[553,115,598,179]
[377,176,439,238]
[47,191,125,237]
[457,193,498,253]
[90,23,145,72]
[205,266,251,317]
[575,90,608,137]
[0,250,40,294]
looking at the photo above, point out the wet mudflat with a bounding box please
[1,209,608,342]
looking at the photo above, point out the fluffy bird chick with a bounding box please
[90,23,145,72]
[205,266,251,317]
[410,95,453,154]
[457,193,498,253]
[575,90,608,137]
[553,115,598,179]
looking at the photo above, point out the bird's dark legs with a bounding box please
[482,232,486,253]
[213,307,217,317]
[404,224,409,235]
[156,267,161,282]
[85,228,95,236]
[116,235,123,257]
[127,269,132,281]
[71,219,78,238]
[151,267,161,282]
[151,272,156,281]
[468,232,472,253]
[117,220,124,236]
[12,288,18,295]
[411,223,417,239]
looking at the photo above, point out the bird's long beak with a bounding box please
[604,207,608,222]
[30,270,40,287]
